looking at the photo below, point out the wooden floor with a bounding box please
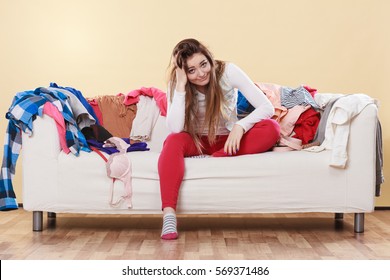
[1,209,390,260]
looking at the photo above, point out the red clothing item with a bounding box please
[123,87,167,116]
[292,108,320,144]
[87,98,104,126]
[303,85,317,98]
[158,119,280,210]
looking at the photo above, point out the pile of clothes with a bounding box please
[0,83,166,210]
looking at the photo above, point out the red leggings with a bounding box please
[158,119,280,210]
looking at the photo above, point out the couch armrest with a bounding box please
[22,115,61,209]
[22,115,61,158]
[345,103,378,211]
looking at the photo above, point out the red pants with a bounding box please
[158,119,280,210]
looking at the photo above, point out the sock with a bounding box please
[161,213,178,240]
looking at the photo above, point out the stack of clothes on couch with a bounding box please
[0,83,166,210]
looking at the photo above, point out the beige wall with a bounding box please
[1,0,389,205]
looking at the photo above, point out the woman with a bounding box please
[158,38,280,240]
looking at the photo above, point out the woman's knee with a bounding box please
[256,119,280,140]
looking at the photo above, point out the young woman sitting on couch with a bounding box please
[158,38,280,240]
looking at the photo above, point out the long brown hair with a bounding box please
[168,38,226,152]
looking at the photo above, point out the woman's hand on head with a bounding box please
[175,66,187,92]
[224,124,245,155]
[172,54,187,92]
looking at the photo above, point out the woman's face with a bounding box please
[185,53,211,88]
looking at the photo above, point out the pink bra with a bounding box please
[103,137,133,208]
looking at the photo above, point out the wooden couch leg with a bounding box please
[354,213,365,233]
[33,211,43,231]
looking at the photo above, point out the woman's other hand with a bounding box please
[224,124,245,155]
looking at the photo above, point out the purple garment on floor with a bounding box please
[87,138,149,154]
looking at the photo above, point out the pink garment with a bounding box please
[255,82,288,122]
[42,102,70,154]
[278,105,311,137]
[255,82,313,139]
[104,137,133,208]
[123,87,167,116]
[273,135,302,152]
[87,98,104,126]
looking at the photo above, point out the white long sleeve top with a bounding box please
[166,63,274,135]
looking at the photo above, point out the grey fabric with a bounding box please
[376,119,384,196]
[312,97,341,144]
[281,86,320,110]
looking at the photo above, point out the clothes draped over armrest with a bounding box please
[315,94,377,168]
[376,121,385,196]
[309,93,384,193]
[0,87,90,210]
[0,121,22,210]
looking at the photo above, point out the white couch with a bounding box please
[21,93,379,233]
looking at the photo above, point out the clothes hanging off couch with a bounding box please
[104,137,133,208]
[0,87,90,210]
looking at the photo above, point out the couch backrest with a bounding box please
[147,115,169,153]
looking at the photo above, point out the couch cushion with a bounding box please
[55,148,355,214]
